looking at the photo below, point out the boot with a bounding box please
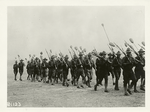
[124,87,130,96]
[94,85,97,91]
[104,83,109,92]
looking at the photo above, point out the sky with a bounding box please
[7,6,145,61]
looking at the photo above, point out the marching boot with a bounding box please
[20,76,22,81]
[104,83,109,92]
[94,84,97,91]
[134,81,139,93]
[124,86,130,96]
[14,75,17,81]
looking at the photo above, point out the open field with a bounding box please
[7,62,145,107]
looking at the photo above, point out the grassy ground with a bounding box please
[7,64,145,107]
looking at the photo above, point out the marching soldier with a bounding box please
[13,60,18,81]
[76,52,85,88]
[70,55,77,86]
[62,55,70,87]
[112,51,122,90]
[26,61,32,80]
[48,55,57,85]
[94,51,109,92]
[34,58,41,82]
[18,59,25,81]
[30,59,35,82]
[95,52,103,86]
[130,49,145,92]
[41,58,48,83]
[107,53,115,85]
[84,53,95,87]
[56,57,64,83]
[122,48,136,96]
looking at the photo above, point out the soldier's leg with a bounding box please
[123,71,130,96]
[114,70,120,90]
[110,70,115,85]
[94,72,103,91]
[140,71,145,91]
[19,71,23,81]
[14,70,17,80]
[76,69,81,88]
[51,70,56,85]
[73,69,77,86]
[104,73,108,92]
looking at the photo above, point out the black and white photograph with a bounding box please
[7,5,146,107]
[0,0,149,110]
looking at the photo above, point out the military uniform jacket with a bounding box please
[107,57,114,71]
[76,57,85,69]
[70,59,77,70]
[18,62,24,71]
[97,57,107,72]
[112,57,122,70]
[135,56,145,72]
[84,58,95,70]
[63,59,70,71]
[56,59,64,69]
[96,58,101,70]
[41,61,48,69]
[122,56,135,71]
[13,64,18,71]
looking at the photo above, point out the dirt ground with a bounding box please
[7,63,145,107]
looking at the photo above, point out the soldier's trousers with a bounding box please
[63,70,69,85]
[76,68,85,85]
[96,70,108,86]
[85,69,92,86]
[123,69,136,88]
[19,70,23,76]
[114,68,121,89]
[56,69,63,82]
[49,69,56,79]
[70,68,77,85]
[14,70,18,79]
[27,69,32,80]
[34,69,40,81]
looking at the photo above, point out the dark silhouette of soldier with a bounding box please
[112,51,122,90]
[13,61,18,81]
[122,48,136,96]
[18,59,25,81]
[94,51,109,92]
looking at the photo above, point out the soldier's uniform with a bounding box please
[13,61,18,81]
[76,52,85,88]
[41,58,48,83]
[112,51,122,90]
[30,59,35,82]
[95,52,103,85]
[84,53,95,87]
[56,58,64,83]
[34,58,41,82]
[94,51,109,92]
[107,53,115,85]
[26,61,32,80]
[132,49,145,92]
[48,56,56,85]
[62,55,70,87]
[70,55,77,86]
[122,48,136,96]
[18,59,25,81]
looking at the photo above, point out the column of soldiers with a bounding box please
[13,46,145,96]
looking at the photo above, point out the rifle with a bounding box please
[68,49,73,59]
[45,49,50,60]
[114,43,132,64]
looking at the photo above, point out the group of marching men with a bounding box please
[13,45,145,96]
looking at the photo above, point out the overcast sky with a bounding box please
[7,6,144,61]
